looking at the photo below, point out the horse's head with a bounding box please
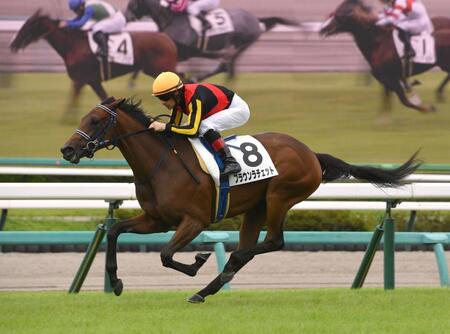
[320,0,377,36]
[10,10,58,52]
[125,0,157,21]
[125,0,166,23]
[61,97,126,164]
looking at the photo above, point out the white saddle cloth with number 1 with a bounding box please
[189,135,279,187]
[393,30,436,64]
[87,31,134,65]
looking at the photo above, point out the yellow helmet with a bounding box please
[152,72,183,96]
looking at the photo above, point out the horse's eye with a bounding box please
[91,117,100,126]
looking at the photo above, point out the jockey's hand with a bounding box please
[149,121,166,132]
[59,21,67,28]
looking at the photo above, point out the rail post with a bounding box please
[69,223,107,293]
[68,200,122,293]
[351,224,384,288]
[383,200,399,290]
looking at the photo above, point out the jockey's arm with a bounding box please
[66,6,94,29]
[376,4,406,26]
[165,99,202,136]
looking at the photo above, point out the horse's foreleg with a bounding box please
[226,42,253,80]
[89,81,108,101]
[193,62,228,82]
[160,216,207,276]
[436,74,450,103]
[105,214,166,296]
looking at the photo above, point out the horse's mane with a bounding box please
[101,97,152,127]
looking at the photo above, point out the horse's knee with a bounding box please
[160,250,173,268]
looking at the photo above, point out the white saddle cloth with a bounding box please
[87,31,134,65]
[189,135,278,187]
[393,30,436,64]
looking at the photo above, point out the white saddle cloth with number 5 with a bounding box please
[189,135,278,187]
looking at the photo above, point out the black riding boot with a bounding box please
[197,11,212,32]
[398,29,415,85]
[399,29,415,58]
[93,31,109,59]
[204,129,241,177]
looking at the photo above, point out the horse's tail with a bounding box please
[258,17,298,31]
[315,151,421,187]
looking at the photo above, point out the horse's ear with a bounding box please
[33,9,43,18]
[109,98,126,109]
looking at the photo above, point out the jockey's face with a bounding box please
[160,97,177,110]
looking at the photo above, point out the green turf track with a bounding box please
[1,72,449,163]
[0,289,449,333]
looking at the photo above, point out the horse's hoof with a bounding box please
[195,252,211,265]
[113,279,123,296]
[187,294,205,304]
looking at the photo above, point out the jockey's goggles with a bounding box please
[156,92,176,101]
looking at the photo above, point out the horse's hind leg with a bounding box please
[189,201,287,303]
[436,74,450,103]
[159,215,209,276]
[105,214,167,296]
[88,81,108,101]
[393,80,436,113]
[62,81,85,124]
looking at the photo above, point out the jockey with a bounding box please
[60,0,126,60]
[376,0,433,58]
[149,71,250,177]
[168,0,220,31]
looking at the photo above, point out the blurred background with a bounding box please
[1,0,449,162]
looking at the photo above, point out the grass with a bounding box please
[1,72,450,162]
[0,289,449,333]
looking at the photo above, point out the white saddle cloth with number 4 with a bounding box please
[189,135,278,187]
[87,31,134,65]
[393,30,435,64]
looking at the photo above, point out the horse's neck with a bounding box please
[45,27,83,57]
[147,1,173,29]
[115,117,178,185]
[351,25,385,63]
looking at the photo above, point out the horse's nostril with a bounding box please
[61,146,74,157]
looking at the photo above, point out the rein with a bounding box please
[75,104,199,184]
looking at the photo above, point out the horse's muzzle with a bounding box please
[60,145,81,164]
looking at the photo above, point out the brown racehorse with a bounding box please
[61,97,420,303]
[320,0,450,115]
[10,10,178,122]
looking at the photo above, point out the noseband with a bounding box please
[75,104,118,158]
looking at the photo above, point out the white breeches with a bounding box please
[187,0,220,16]
[199,94,250,135]
[92,11,126,34]
[397,16,433,35]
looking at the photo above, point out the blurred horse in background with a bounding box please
[61,97,420,303]
[10,10,178,123]
[125,0,297,82]
[320,0,450,119]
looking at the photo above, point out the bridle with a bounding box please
[74,103,171,159]
[74,102,200,184]
[75,104,120,158]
